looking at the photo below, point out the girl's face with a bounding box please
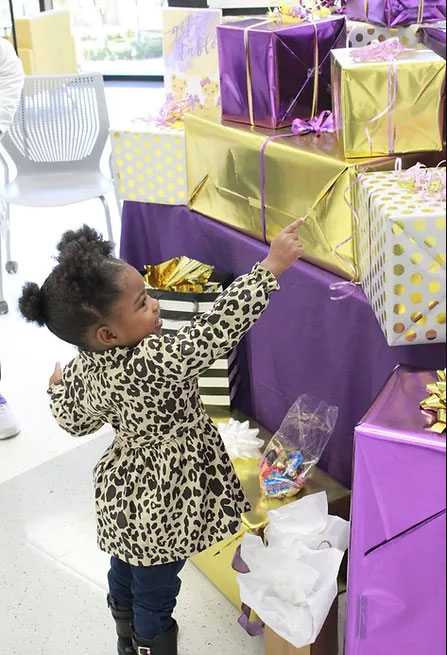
[94,265,163,349]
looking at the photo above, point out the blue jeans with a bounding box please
[108,556,186,640]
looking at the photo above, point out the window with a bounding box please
[52,0,164,76]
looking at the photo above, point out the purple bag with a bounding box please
[217,16,346,129]
[347,0,446,26]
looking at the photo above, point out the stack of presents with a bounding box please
[110,2,446,654]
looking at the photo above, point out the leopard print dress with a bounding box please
[48,265,279,567]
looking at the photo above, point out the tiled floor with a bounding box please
[0,82,344,655]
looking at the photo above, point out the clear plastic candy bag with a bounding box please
[260,395,339,499]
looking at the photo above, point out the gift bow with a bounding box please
[351,37,407,155]
[395,158,446,203]
[217,419,264,460]
[135,97,199,129]
[292,110,335,136]
[421,370,446,434]
[268,1,338,21]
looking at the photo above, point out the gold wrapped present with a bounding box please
[186,112,444,279]
[331,46,445,159]
[190,411,350,609]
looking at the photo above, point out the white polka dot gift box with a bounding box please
[357,166,446,346]
[110,125,187,205]
[347,20,422,48]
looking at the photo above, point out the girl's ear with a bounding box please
[96,325,119,347]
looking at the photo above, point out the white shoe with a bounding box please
[0,396,20,440]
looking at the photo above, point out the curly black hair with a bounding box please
[19,225,128,349]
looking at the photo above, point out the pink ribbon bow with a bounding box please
[350,37,407,155]
[292,110,335,137]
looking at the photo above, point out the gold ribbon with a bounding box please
[420,369,446,434]
[244,17,320,126]
[364,0,425,23]
[244,19,275,126]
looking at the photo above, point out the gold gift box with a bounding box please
[185,113,444,280]
[331,47,445,159]
[190,411,350,610]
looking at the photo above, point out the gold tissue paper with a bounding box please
[144,256,214,293]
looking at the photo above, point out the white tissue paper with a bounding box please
[236,492,349,649]
[217,418,264,460]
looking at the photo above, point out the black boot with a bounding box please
[107,594,135,655]
[132,620,179,655]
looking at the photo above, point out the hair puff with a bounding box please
[18,282,47,326]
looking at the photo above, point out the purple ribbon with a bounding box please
[291,110,335,137]
[350,37,407,155]
[260,111,335,242]
[231,546,265,638]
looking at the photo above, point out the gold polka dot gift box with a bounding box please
[110,125,187,205]
[357,168,446,346]
[347,20,423,49]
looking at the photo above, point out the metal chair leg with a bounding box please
[0,234,8,315]
[99,195,116,256]
[5,206,18,274]
[109,152,122,221]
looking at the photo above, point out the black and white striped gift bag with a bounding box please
[147,273,239,409]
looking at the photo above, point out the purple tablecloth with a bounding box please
[120,202,446,488]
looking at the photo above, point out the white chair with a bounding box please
[0,72,115,315]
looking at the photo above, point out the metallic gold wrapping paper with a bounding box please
[144,256,214,292]
[190,411,350,609]
[186,113,445,279]
[331,47,446,159]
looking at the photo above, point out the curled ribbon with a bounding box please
[395,158,446,203]
[420,369,446,434]
[291,109,335,136]
[351,37,406,155]
[134,97,199,129]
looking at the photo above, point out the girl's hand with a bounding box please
[261,218,306,279]
[49,362,63,387]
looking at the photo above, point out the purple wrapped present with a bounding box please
[420,25,447,59]
[347,0,446,26]
[346,365,446,655]
[216,15,346,129]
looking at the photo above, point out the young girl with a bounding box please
[19,221,305,655]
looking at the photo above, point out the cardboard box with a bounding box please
[264,599,339,655]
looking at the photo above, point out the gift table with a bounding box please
[120,201,446,488]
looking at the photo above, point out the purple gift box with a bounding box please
[420,25,447,59]
[216,15,346,129]
[347,0,446,26]
[346,365,446,655]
